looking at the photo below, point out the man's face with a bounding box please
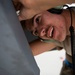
[25,11,67,42]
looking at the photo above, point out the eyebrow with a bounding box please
[20,17,34,30]
[20,20,26,30]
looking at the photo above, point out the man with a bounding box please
[21,7,75,75]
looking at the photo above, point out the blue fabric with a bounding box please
[64,59,73,68]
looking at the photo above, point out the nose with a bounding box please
[39,28,46,37]
[33,28,46,37]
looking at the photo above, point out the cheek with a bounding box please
[57,23,67,41]
[59,20,67,32]
[56,18,67,41]
[57,22,67,37]
[54,16,67,31]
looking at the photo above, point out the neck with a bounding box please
[62,9,75,36]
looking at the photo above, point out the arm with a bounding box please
[13,0,75,20]
[29,39,57,56]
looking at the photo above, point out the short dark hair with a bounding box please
[47,8,63,14]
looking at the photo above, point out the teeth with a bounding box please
[50,27,53,37]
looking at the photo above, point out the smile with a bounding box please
[47,26,54,38]
[50,26,54,37]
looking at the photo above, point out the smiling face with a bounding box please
[25,11,67,42]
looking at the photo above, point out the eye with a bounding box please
[36,17,39,23]
[31,30,38,36]
[35,16,41,24]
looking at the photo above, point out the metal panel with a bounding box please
[0,0,40,75]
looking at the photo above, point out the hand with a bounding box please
[13,0,74,20]
[13,0,46,20]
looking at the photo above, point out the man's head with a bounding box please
[21,9,70,42]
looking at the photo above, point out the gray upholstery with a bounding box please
[0,0,40,75]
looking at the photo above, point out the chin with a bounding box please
[57,35,66,42]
